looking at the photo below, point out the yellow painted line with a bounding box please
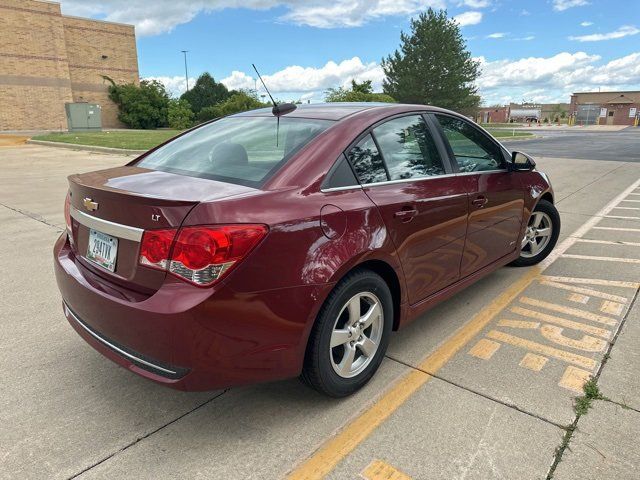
[629,193,640,196]
[486,330,596,370]
[559,366,591,393]
[603,215,640,220]
[593,226,640,232]
[519,353,548,372]
[620,200,640,203]
[519,297,618,326]
[361,460,412,480]
[600,300,624,316]
[286,267,540,480]
[576,238,640,247]
[468,338,501,359]
[540,280,628,303]
[510,306,612,339]
[497,319,540,329]
[540,325,606,352]
[567,293,590,304]
[613,206,640,210]
[540,276,640,289]
[562,254,640,264]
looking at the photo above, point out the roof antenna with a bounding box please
[252,64,297,117]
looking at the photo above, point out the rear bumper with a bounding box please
[54,232,332,391]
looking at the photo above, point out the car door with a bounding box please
[346,114,468,305]
[431,113,524,276]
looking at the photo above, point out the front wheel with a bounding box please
[511,199,560,267]
[301,269,393,397]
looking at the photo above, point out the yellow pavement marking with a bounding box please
[497,319,540,329]
[540,325,606,352]
[540,276,640,289]
[629,193,640,196]
[510,306,612,339]
[519,297,618,326]
[600,300,624,316]
[603,215,640,220]
[286,267,541,480]
[567,293,590,304]
[576,238,640,247]
[562,254,640,264]
[361,460,412,480]
[486,331,597,370]
[519,353,548,372]
[468,338,502,359]
[559,366,592,393]
[613,206,640,210]
[540,280,628,303]
[593,226,640,232]
[620,199,640,203]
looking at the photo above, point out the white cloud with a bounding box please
[569,25,640,42]
[145,75,196,97]
[59,0,445,35]
[486,32,506,38]
[453,11,483,27]
[520,9,531,16]
[514,35,535,41]
[552,0,589,12]
[477,51,640,104]
[580,21,593,27]
[457,0,490,8]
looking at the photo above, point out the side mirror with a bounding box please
[510,151,536,171]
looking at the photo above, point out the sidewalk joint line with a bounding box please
[0,202,63,231]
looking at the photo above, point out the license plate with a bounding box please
[86,229,118,272]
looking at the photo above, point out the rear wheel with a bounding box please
[301,269,393,397]
[511,199,560,267]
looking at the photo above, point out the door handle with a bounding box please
[394,208,418,221]
[472,196,488,208]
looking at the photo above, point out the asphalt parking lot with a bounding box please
[2,128,640,479]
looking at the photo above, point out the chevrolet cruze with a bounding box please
[54,103,560,397]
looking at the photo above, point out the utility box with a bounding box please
[65,103,102,131]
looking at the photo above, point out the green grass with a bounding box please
[480,122,523,128]
[485,129,533,138]
[32,130,183,150]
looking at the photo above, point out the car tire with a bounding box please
[511,199,560,267]
[301,269,393,397]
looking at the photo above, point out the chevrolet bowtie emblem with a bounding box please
[83,197,99,212]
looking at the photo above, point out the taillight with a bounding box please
[139,225,268,287]
[64,191,72,233]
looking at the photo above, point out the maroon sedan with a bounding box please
[54,103,560,397]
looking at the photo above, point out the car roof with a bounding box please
[232,102,411,121]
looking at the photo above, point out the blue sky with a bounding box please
[59,0,640,105]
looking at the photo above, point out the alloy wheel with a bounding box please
[521,211,553,258]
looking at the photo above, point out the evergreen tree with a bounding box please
[180,73,232,114]
[382,9,481,114]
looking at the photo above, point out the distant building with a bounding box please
[475,103,569,124]
[0,0,139,131]
[570,91,640,126]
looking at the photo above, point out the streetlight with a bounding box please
[181,50,189,91]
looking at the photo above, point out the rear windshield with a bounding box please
[136,116,333,187]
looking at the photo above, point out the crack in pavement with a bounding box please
[0,202,63,231]
[67,390,228,479]
[555,163,627,204]
[385,354,567,430]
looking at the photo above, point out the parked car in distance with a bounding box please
[54,102,560,397]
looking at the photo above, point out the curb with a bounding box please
[27,139,145,156]
[498,134,540,142]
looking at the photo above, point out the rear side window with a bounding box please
[434,114,505,172]
[372,115,445,180]
[323,154,359,189]
[347,134,388,184]
[137,117,332,187]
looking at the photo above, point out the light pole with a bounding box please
[181,50,189,91]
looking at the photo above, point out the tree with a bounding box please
[167,98,194,129]
[382,8,481,115]
[107,79,169,129]
[197,91,268,123]
[180,73,233,114]
[325,79,396,103]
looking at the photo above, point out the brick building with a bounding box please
[0,0,139,131]
[570,91,640,126]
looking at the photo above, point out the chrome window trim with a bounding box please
[70,206,144,242]
[64,303,178,376]
[320,185,364,193]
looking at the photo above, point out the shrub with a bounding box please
[168,98,194,129]
[108,79,169,129]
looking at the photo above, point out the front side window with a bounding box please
[435,115,505,173]
[137,116,332,187]
[372,115,445,180]
[347,134,388,184]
